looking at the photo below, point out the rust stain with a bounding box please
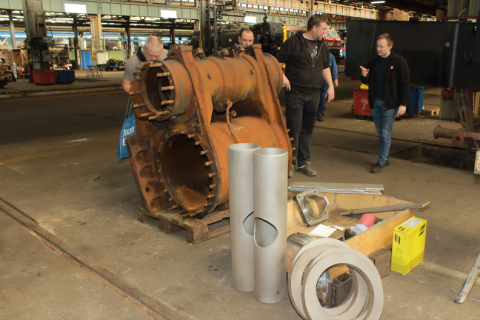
[175,185,206,211]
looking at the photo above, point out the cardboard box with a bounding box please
[391,217,427,275]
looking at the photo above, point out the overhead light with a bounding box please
[371,1,385,4]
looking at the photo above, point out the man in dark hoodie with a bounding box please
[360,33,410,174]
[276,14,335,177]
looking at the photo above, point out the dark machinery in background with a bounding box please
[345,16,480,156]
[21,0,51,71]
[192,21,285,56]
[103,59,126,71]
[196,0,284,56]
[251,20,284,55]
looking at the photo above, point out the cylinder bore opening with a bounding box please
[229,143,260,151]
[160,134,212,212]
[144,67,172,113]
[304,194,328,218]
[255,148,287,157]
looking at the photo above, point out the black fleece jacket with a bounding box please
[276,31,330,93]
[360,50,410,109]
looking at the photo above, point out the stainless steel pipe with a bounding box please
[228,143,261,292]
[253,148,288,303]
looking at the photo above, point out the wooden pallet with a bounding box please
[138,206,230,244]
[421,108,440,116]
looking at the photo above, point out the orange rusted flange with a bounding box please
[127,44,292,218]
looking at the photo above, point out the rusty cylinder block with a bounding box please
[126,44,292,218]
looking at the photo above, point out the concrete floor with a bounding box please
[1,75,480,319]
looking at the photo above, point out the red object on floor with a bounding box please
[352,88,372,117]
[32,70,55,85]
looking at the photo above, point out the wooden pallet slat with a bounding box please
[421,108,440,116]
[138,206,230,244]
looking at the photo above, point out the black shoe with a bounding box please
[316,114,324,121]
[371,161,389,174]
[297,162,317,177]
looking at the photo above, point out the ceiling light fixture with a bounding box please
[371,1,385,4]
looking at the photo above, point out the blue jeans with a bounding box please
[286,88,321,165]
[371,98,397,163]
[316,83,329,117]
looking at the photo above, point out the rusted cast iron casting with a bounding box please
[126,44,292,218]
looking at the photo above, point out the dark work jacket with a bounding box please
[276,31,329,93]
[360,50,410,109]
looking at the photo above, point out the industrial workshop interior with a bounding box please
[1,0,480,319]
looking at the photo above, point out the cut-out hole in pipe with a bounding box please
[254,218,278,247]
[243,212,254,236]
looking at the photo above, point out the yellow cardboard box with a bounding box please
[391,217,427,275]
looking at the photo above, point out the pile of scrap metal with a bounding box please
[127,44,292,219]
[103,59,126,71]
[0,59,16,89]
[49,45,71,69]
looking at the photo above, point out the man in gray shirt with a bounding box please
[122,35,164,93]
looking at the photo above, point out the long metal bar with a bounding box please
[73,16,79,70]
[288,182,384,195]
[339,202,431,216]
[8,10,16,48]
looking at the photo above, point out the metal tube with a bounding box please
[253,148,288,303]
[433,125,455,139]
[213,7,218,53]
[8,11,16,48]
[228,143,260,292]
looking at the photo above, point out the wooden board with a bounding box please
[286,192,416,270]
[138,206,230,244]
[421,108,440,116]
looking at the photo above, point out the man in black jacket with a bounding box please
[276,14,335,177]
[360,33,410,173]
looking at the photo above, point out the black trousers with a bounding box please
[285,88,321,166]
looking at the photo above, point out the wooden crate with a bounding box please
[421,108,440,116]
[286,192,418,275]
[138,206,230,244]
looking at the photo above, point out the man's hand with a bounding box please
[283,74,291,91]
[334,79,339,87]
[360,66,369,77]
[397,105,406,117]
[122,77,132,94]
[326,85,335,102]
